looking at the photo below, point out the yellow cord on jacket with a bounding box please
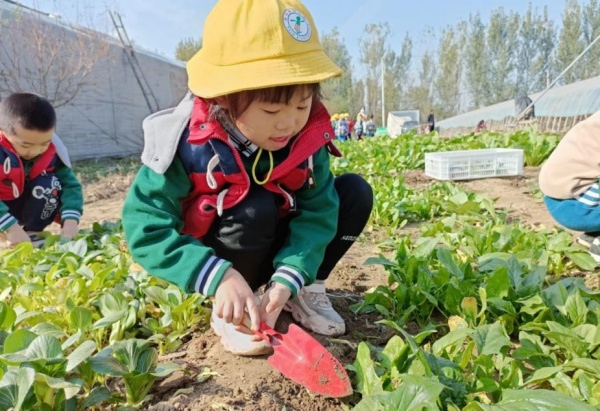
[251,148,273,185]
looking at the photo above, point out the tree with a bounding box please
[405,51,435,119]
[556,0,584,84]
[175,37,202,62]
[378,33,413,119]
[320,28,355,115]
[516,5,546,95]
[463,13,489,110]
[359,23,392,124]
[530,7,557,91]
[0,7,108,108]
[486,8,519,104]
[581,0,600,79]
[433,27,463,118]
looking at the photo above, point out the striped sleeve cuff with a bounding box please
[193,255,230,296]
[61,210,82,222]
[0,213,18,232]
[271,266,306,298]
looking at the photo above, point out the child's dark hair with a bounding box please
[208,83,322,119]
[0,93,56,135]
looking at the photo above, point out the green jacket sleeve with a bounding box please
[0,201,17,232]
[55,160,84,222]
[270,147,339,297]
[122,157,231,295]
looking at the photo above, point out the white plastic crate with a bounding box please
[425,148,524,181]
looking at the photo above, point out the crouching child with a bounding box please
[0,93,83,246]
[122,0,374,356]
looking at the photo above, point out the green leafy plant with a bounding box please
[90,338,181,408]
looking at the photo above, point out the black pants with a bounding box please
[4,173,62,231]
[203,173,373,290]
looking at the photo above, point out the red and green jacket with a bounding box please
[123,95,341,298]
[0,136,83,231]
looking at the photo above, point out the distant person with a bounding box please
[365,115,377,138]
[475,119,487,133]
[122,0,373,356]
[354,113,365,140]
[0,92,83,247]
[539,110,600,262]
[427,111,435,133]
[345,113,354,139]
[336,115,349,141]
[515,95,535,121]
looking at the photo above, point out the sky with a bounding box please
[17,0,566,64]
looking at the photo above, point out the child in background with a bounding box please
[539,110,600,262]
[365,115,377,137]
[354,113,365,140]
[330,113,339,136]
[122,0,373,356]
[0,93,83,246]
[475,119,487,133]
[345,113,354,140]
[335,115,349,141]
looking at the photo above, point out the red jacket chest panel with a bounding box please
[0,137,57,200]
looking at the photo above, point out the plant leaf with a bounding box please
[464,388,596,410]
[472,323,511,356]
[0,367,35,410]
[66,340,97,372]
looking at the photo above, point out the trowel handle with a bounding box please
[237,313,267,338]
[240,313,279,343]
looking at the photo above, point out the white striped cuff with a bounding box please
[577,196,600,206]
[271,266,305,297]
[576,183,600,206]
[61,210,82,222]
[193,255,228,296]
[0,213,17,232]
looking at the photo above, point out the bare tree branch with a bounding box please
[0,8,109,107]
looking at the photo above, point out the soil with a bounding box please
[76,167,563,410]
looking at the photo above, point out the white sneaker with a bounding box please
[283,281,345,336]
[210,310,273,356]
[590,238,600,265]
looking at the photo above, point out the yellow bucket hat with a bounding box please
[187,0,342,98]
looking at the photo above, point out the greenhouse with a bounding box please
[437,74,600,136]
[0,0,187,160]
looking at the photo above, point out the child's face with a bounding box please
[2,124,54,160]
[231,89,313,151]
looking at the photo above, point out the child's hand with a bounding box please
[214,267,260,331]
[259,283,292,328]
[61,220,79,240]
[5,225,31,246]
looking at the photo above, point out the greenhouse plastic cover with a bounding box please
[0,1,188,161]
[437,75,600,130]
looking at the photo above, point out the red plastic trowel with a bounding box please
[248,319,353,398]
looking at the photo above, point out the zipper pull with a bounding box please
[307,155,316,188]
[308,168,316,188]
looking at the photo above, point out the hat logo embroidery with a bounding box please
[282,9,311,42]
